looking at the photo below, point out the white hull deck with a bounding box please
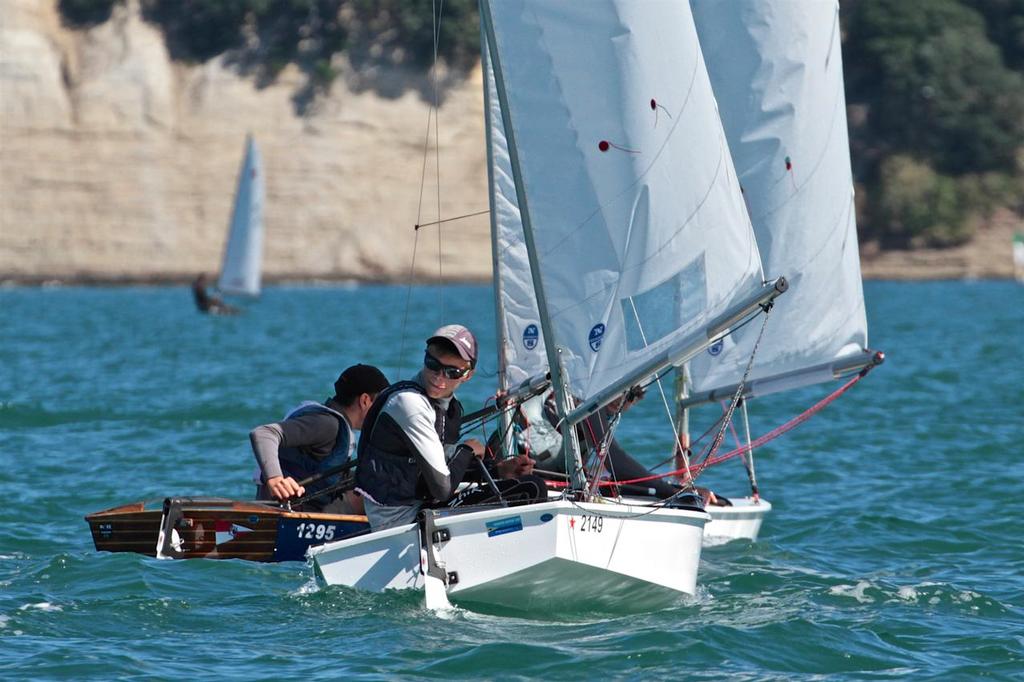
[310,499,709,612]
[704,496,771,545]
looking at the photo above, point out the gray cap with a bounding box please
[427,324,478,366]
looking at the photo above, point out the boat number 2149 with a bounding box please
[578,515,604,533]
[295,523,336,541]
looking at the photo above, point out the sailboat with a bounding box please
[216,134,264,299]
[681,0,884,542]
[310,0,785,611]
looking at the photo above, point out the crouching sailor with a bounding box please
[355,325,486,530]
[250,364,389,512]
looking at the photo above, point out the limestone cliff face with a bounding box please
[0,0,491,283]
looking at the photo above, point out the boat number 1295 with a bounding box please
[578,515,603,533]
[295,523,336,541]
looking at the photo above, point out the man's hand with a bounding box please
[267,475,304,501]
[695,486,719,506]
[496,453,535,479]
[463,438,485,457]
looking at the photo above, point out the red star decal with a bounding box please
[569,518,576,529]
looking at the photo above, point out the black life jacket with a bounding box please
[355,380,463,506]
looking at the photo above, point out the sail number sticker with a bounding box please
[295,522,336,541]
[574,515,604,533]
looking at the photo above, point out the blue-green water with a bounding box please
[1,281,1022,680]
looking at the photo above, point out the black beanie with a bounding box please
[334,364,390,405]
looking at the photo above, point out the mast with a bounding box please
[479,0,586,491]
[673,366,692,484]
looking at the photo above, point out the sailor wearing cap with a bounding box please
[355,324,486,530]
[250,364,390,511]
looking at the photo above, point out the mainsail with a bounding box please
[217,135,264,297]
[482,0,766,408]
[685,0,870,404]
[484,37,544,393]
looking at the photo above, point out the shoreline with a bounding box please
[3,211,1020,287]
[1,271,1018,288]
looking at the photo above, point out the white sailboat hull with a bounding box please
[310,500,709,611]
[704,497,771,545]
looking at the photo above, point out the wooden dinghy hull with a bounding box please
[86,497,370,562]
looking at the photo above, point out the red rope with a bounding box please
[546,370,868,489]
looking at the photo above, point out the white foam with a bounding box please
[19,602,63,612]
[897,586,918,601]
[828,580,875,603]
[293,576,321,596]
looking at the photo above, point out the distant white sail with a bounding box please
[485,0,764,403]
[686,0,869,402]
[218,135,264,297]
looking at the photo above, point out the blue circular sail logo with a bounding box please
[708,339,724,356]
[589,323,606,352]
[523,324,539,351]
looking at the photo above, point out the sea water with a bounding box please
[0,281,1021,679]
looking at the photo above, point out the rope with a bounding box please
[692,304,773,476]
[551,368,871,489]
[415,209,490,230]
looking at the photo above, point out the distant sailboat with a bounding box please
[684,0,884,541]
[217,134,264,299]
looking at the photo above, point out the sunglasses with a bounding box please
[424,351,471,380]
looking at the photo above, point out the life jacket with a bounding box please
[276,402,353,500]
[355,380,463,507]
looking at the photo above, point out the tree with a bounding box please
[845,0,1024,174]
[970,0,1024,71]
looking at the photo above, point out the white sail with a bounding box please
[685,0,869,403]
[217,135,264,297]
[484,0,764,404]
[484,38,547,390]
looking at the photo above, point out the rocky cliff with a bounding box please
[1,1,1019,284]
[0,0,491,284]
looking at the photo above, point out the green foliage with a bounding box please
[58,0,123,27]
[971,0,1024,70]
[872,156,972,247]
[347,0,480,69]
[250,0,348,84]
[845,0,1024,175]
[140,0,253,62]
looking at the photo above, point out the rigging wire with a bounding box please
[397,0,447,378]
[432,0,445,313]
[625,296,690,483]
[579,365,874,489]
[689,303,772,477]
